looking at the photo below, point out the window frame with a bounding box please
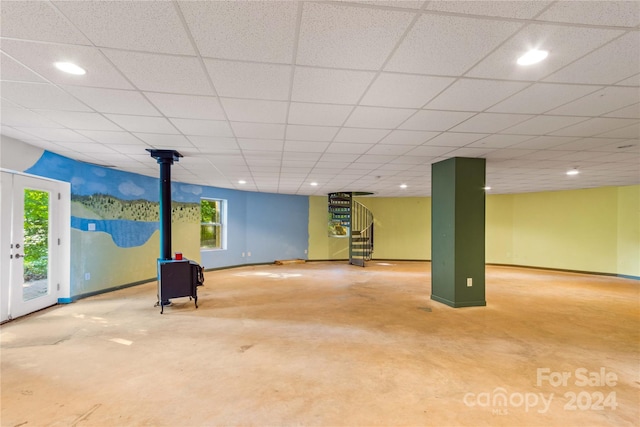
[200,198,227,251]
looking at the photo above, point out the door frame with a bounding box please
[1,169,70,322]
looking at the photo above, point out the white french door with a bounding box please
[1,172,70,322]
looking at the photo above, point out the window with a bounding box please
[200,198,225,250]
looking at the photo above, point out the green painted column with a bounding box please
[431,157,486,308]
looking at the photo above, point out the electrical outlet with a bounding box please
[304,249,308,254]
[242,252,245,257]
[85,273,91,281]
[247,252,251,257]
[467,278,472,287]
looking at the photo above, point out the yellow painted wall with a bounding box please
[357,197,430,260]
[485,194,514,264]
[617,185,640,277]
[308,185,639,277]
[511,187,619,273]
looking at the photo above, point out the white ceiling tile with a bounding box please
[297,2,413,69]
[467,24,623,81]
[204,60,291,101]
[63,86,159,116]
[357,154,396,163]
[1,1,90,44]
[405,145,454,157]
[334,128,389,143]
[231,122,285,139]
[53,1,194,55]
[548,87,640,117]
[76,130,142,145]
[344,106,416,129]
[551,151,611,162]
[366,144,415,155]
[37,111,123,131]
[555,138,625,151]
[326,143,374,154]
[0,53,46,83]
[0,127,48,144]
[103,50,213,95]
[144,93,225,120]
[314,162,351,170]
[444,147,494,158]
[53,141,117,154]
[1,82,91,111]
[361,73,455,108]
[500,116,589,136]
[133,133,192,147]
[105,115,179,134]
[171,118,233,137]
[598,139,639,152]
[108,144,152,155]
[286,125,340,141]
[378,130,439,145]
[319,153,359,163]
[386,14,522,75]
[288,103,353,126]
[536,1,640,27]
[187,136,240,152]
[483,149,536,159]
[220,99,288,124]
[425,1,551,19]
[180,1,298,63]
[400,110,475,131]
[238,139,284,152]
[354,1,425,10]
[283,152,322,162]
[292,67,376,104]
[515,150,577,161]
[204,155,247,166]
[615,74,640,86]
[550,118,638,137]
[468,134,533,148]
[284,140,329,153]
[426,79,529,112]
[512,136,580,150]
[604,103,640,119]
[1,40,133,89]
[596,123,640,139]
[451,113,534,133]
[13,127,92,143]
[544,32,640,85]
[488,83,600,114]
[423,132,488,147]
[1,108,63,128]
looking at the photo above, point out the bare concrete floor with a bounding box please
[1,261,638,427]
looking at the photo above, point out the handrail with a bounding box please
[350,200,374,266]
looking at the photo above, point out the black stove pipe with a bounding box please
[147,149,183,261]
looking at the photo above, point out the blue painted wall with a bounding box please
[24,151,309,297]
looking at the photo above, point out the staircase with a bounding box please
[328,192,374,267]
[350,200,374,267]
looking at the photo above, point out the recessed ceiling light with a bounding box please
[566,168,580,176]
[483,186,491,191]
[238,180,246,184]
[400,184,407,189]
[517,49,549,66]
[54,61,86,75]
[310,182,318,186]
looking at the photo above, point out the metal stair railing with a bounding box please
[350,200,374,267]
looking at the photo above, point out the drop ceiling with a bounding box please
[1,0,638,197]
